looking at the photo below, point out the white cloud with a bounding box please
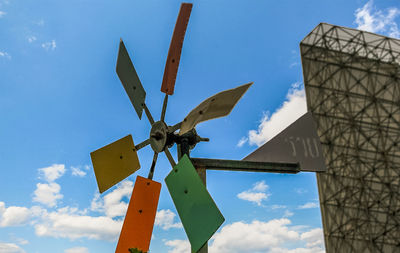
[103,180,132,218]
[71,165,89,177]
[297,202,319,209]
[89,201,104,214]
[295,188,308,194]
[34,207,122,241]
[271,205,287,210]
[0,199,123,242]
[28,180,137,241]
[253,181,268,192]
[36,19,45,26]
[162,220,320,253]
[355,0,400,38]
[165,239,191,253]
[90,193,103,212]
[155,209,182,230]
[64,247,89,253]
[301,228,324,249]
[0,202,31,227]
[206,219,324,253]
[283,210,294,218]
[39,164,65,182]
[90,180,133,218]
[14,238,28,246]
[42,40,56,51]
[0,243,25,253]
[33,165,65,207]
[0,174,136,243]
[244,83,307,147]
[237,191,269,206]
[237,180,270,206]
[33,182,63,207]
[0,51,11,59]
[236,136,248,147]
[0,201,123,242]
[269,247,324,253]
[27,36,37,43]
[0,11,6,17]
[209,219,296,252]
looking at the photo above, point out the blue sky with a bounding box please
[1,0,399,252]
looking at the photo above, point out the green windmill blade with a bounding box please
[165,154,225,252]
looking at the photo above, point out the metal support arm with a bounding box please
[191,158,300,174]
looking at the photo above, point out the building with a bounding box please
[301,23,400,252]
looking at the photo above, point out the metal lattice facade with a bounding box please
[300,23,400,252]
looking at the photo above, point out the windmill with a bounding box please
[90,3,327,252]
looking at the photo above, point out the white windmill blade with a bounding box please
[179,82,253,135]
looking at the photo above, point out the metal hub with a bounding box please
[149,121,168,153]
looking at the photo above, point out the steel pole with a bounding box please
[177,138,208,253]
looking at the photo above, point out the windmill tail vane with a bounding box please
[89,2,326,253]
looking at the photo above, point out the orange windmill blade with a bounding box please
[161,3,193,95]
[115,176,161,253]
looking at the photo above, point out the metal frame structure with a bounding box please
[301,23,400,252]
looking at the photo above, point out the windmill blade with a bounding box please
[161,3,193,95]
[243,111,327,172]
[179,82,253,135]
[165,155,225,252]
[116,39,146,119]
[90,135,141,193]
[116,176,161,253]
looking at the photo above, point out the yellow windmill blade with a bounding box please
[90,135,140,193]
